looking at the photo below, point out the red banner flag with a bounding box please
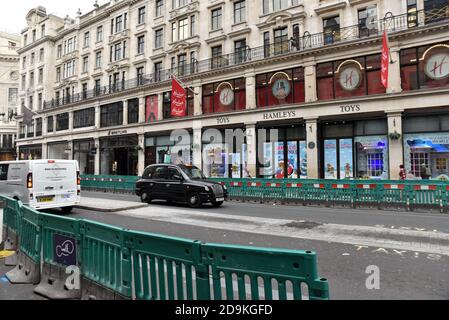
[381,31,389,89]
[171,77,186,117]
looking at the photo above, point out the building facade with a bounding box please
[16,0,449,180]
[0,31,20,161]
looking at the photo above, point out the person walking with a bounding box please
[399,164,406,180]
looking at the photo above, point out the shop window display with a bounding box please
[404,132,449,180]
[355,136,389,179]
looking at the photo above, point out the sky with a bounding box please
[0,0,109,34]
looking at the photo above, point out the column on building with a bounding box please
[94,138,100,175]
[95,104,101,128]
[387,111,404,180]
[245,122,257,178]
[42,116,47,136]
[193,81,202,116]
[67,140,74,160]
[304,59,317,103]
[192,121,202,169]
[388,43,402,94]
[138,95,145,123]
[305,117,319,179]
[137,133,145,175]
[245,70,256,110]
[42,142,48,160]
[69,111,74,131]
[123,99,129,126]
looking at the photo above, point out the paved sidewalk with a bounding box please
[76,196,147,212]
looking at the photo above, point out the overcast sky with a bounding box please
[0,0,108,34]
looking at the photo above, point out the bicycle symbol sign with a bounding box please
[53,234,77,266]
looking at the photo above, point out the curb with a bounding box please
[74,203,148,213]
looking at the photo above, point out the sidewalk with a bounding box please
[76,196,147,212]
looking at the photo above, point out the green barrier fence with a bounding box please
[1,196,329,300]
[81,220,132,299]
[80,175,449,212]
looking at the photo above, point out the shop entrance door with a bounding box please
[114,148,129,175]
[323,138,354,179]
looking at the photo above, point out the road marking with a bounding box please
[107,206,449,256]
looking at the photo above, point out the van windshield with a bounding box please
[180,165,206,180]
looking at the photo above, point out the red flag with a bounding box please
[381,31,389,89]
[171,77,186,117]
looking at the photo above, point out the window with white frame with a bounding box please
[84,32,90,47]
[82,56,89,73]
[97,26,103,42]
[95,51,102,68]
[39,48,44,62]
[172,0,188,9]
[234,1,246,24]
[155,28,164,48]
[211,8,222,30]
[63,60,76,79]
[156,0,164,17]
[178,18,188,40]
[64,37,76,54]
[137,35,145,54]
[138,6,146,24]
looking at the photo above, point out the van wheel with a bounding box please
[140,191,152,203]
[61,206,73,214]
[188,192,202,208]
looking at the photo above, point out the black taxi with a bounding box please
[135,164,228,208]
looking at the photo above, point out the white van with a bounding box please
[0,160,80,212]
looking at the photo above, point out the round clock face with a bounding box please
[272,78,291,100]
[219,87,234,106]
[425,53,449,80]
[10,71,19,81]
[339,66,361,91]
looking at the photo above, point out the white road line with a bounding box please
[109,206,449,256]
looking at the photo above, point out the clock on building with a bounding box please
[339,65,362,91]
[219,85,234,106]
[425,52,449,80]
[10,71,19,81]
[272,78,291,100]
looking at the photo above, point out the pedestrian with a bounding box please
[420,163,430,180]
[399,164,406,180]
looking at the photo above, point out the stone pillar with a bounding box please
[67,140,73,160]
[304,60,317,103]
[388,45,402,94]
[42,142,48,159]
[69,112,74,131]
[139,96,145,123]
[157,93,163,121]
[305,117,319,179]
[94,138,100,175]
[193,84,202,116]
[387,111,404,180]
[42,117,47,136]
[95,105,101,128]
[137,134,145,175]
[245,122,257,178]
[123,99,128,126]
[193,121,202,169]
[245,72,256,110]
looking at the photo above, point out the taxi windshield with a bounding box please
[180,165,206,179]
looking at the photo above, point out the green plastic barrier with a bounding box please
[2,196,22,235]
[81,220,132,299]
[18,205,41,263]
[201,243,329,300]
[127,230,202,300]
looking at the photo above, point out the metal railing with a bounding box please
[42,7,449,110]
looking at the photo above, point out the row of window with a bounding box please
[23,23,46,47]
[22,48,45,68]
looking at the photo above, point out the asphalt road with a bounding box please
[64,191,449,300]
